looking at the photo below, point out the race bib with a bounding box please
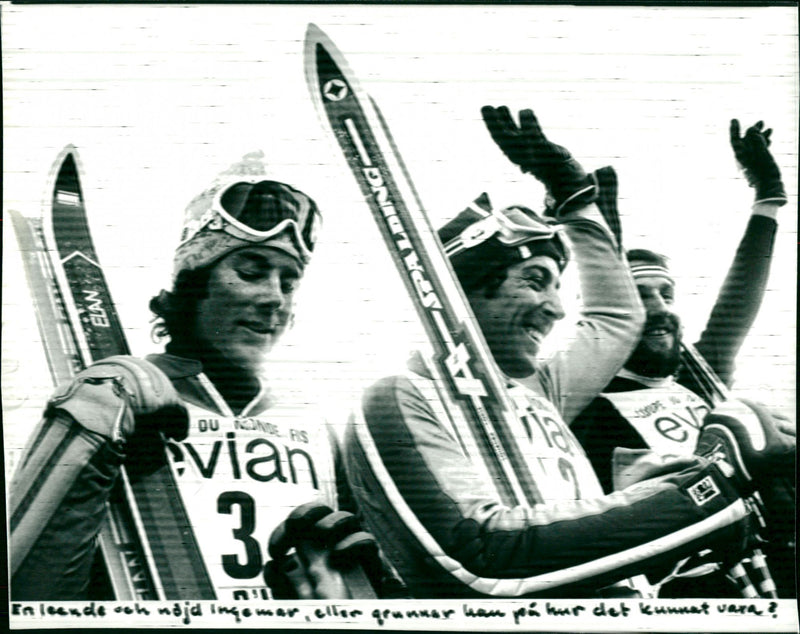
[165,400,337,599]
[508,387,604,501]
[604,385,709,457]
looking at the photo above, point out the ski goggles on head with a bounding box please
[438,197,569,291]
[443,204,565,261]
[179,178,322,264]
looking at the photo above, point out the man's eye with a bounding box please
[523,277,544,290]
[637,287,657,301]
[281,278,299,294]
[236,267,262,281]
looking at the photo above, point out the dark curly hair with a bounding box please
[149,267,212,346]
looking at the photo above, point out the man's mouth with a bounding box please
[239,320,277,336]
[643,315,679,338]
[522,321,549,345]
[525,329,543,345]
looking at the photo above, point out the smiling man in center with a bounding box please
[339,106,774,599]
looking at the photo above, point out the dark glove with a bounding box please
[696,399,795,487]
[481,106,596,216]
[729,119,787,205]
[264,503,380,599]
[695,399,796,587]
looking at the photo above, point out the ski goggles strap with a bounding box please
[180,179,322,262]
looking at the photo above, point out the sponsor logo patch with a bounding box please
[687,475,720,506]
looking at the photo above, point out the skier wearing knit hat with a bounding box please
[9,152,388,601]
[572,119,796,596]
[340,106,791,599]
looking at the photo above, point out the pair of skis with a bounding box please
[9,148,157,599]
[9,148,214,600]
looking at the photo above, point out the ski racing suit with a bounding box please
[9,351,339,601]
[342,203,755,598]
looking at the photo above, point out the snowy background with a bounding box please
[3,4,797,471]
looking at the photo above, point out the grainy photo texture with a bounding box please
[2,3,797,632]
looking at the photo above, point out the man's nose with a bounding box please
[542,289,566,321]
[255,272,286,308]
[645,293,669,314]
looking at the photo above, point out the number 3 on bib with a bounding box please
[218,491,262,579]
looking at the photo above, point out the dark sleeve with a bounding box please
[345,375,753,598]
[571,397,648,494]
[10,410,124,600]
[685,215,777,388]
[329,420,410,598]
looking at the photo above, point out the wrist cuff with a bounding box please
[751,200,781,219]
[753,196,787,209]
[48,378,134,442]
[549,174,598,217]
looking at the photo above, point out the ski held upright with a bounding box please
[303,23,542,508]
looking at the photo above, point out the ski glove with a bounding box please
[47,355,189,443]
[696,398,795,488]
[481,106,596,216]
[265,502,381,599]
[730,119,787,205]
[697,400,796,580]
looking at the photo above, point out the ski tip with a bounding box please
[303,21,355,85]
[56,145,84,178]
[303,22,345,97]
[303,22,341,59]
[50,145,84,184]
[303,23,330,60]
[51,144,79,169]
[305,22,323,41]
[57,144,82,167]
[41,143,88,226]
[43,144,83,210]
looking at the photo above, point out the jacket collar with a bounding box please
[616,367,675,388]
[146,352,204,379]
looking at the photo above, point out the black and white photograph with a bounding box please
[2,2,797,631]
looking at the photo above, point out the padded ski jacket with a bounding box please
[9,352,338,600]
[342,204,753,597]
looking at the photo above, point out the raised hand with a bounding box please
[729,119,787,205]
[481,106,595,216]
